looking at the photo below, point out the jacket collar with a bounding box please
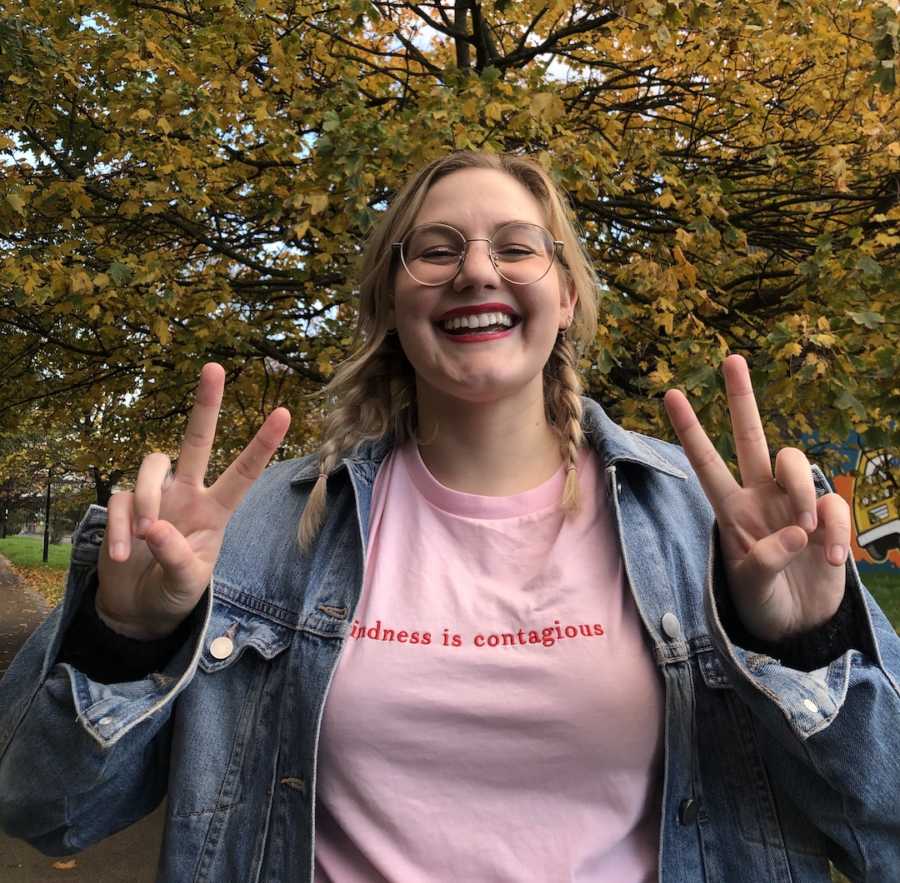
[290,397,686,485]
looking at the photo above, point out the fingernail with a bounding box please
[137,517,152,536]
[799,512,815,532]
[112,542,127,561]
[830,545,846,565]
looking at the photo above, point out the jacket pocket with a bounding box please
[169,597,294,822]
[198,598,294,674]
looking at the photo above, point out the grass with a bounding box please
[0,535,72,607]
[860,569,900,630]
[0,535,72,570]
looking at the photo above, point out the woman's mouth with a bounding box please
[435,311,521,340]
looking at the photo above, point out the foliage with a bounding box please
[0,0,898,477]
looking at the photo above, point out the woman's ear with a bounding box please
[559,278,577,329]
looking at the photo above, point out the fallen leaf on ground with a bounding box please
[51,859,77,869]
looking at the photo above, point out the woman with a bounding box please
[1,151,897,882]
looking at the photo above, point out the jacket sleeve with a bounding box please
[708,469,900,880]
[0,505,212,856]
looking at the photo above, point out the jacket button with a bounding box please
[209,636,234,659]
[679,797,699,825]
[661,612,682,639]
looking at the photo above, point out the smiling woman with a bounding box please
[1,150,899,883]
[299,152,599,528]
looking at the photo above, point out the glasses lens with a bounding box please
[401,225,465,285]
[491,223,555,284]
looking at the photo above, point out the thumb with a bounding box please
[144,520,208,600]
[732,525,808,592]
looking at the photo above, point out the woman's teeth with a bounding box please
[440,312,515,332]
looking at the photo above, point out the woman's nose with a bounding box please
[452,240,499,291]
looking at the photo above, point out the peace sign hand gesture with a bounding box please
[96,363,291,641]
[664,355,849,643]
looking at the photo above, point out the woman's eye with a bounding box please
[496,245,535,258]
[421,248,460,261]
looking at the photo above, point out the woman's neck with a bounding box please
[414,386,564,496]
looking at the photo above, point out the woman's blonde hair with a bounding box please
[298,150,600,550]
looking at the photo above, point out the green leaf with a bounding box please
[847,310,884,329]
[108,262,132,285]
[682,363,717,393]
[855,255,882,279]
[835,389,865,416]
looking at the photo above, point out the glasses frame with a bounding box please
[392,222,565,287]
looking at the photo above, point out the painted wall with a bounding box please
[829,446,900,570]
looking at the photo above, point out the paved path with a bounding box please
[0,556,164,882]
[0,554,51,679]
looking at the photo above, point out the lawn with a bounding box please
[0,535,72,607]
[860,568,900,630]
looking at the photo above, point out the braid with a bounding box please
[297,338,414,550]
[544,331,584,514]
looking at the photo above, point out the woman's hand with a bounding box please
[664,354,849,643]
[96,363,291,640]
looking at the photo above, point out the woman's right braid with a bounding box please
[545,331,584,513]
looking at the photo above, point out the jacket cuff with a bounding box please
[56,578,198,684]
[713,526,865,671]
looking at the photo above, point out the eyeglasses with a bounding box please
[393,222,564,287]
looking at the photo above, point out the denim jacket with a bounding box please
[1,398,898,882]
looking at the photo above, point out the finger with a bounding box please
[664,388,740,510]
[816,492,851,567]
[722,354,772,487]
[774,447,817,533]
[133,452,172,538]
[209,407,291,513]
[106,492,134,562]
[734,525,808,590]
[175,363,226,486]
[143,520,206,594]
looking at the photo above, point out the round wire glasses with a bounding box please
[393,222,564,286]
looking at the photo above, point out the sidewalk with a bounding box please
[0,556,164,882]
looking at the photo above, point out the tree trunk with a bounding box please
[43,466,51,563]
[92,466,121,507]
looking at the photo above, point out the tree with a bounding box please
[1,0,898,477]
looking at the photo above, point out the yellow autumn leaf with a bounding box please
[530,93,564,123]
[6,193,26,215]
[152,316,171,345]
[307,193,328,214]
[657,190,677,209]
[648,360,673,385]
[485,102,504,122]
[68,270,94,295]
[655,312,675,335]
[777,342,803,359]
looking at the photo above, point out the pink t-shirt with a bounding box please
[315,441,664,882]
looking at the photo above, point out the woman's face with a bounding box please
[389,168,577,412]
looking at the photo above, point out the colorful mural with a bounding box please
[831,448,900,569]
